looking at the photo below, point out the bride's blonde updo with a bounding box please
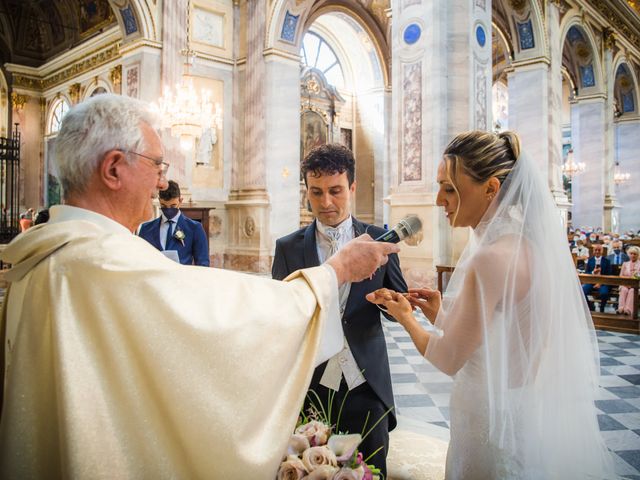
[443,130,521,185]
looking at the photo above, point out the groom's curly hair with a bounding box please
[302,143,355,186]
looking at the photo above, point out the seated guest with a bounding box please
[601,235,612,254]
[138,180,210,266]
[586,232,599,248]
[582,243,612,312]
[572,239,589,269]
[617,246,640,316]
[607,240,629,274]
[19,208,34,232]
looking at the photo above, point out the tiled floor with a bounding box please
[384,318,640,478]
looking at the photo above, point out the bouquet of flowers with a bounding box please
[276,392,386,480]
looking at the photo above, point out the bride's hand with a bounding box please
[366,288,414,325]
[407,288,441,322]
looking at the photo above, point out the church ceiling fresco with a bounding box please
[0,0,116,67]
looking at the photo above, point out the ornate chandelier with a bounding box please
[155,73,222,151]
[153,0,222,151]
[562,149,586,177]
[614,162,631,185]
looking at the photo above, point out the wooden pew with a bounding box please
[436,266,639,334]
[578,274,640,334]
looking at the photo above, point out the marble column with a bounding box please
[225,0,272,272]
[507,62,549,173]
[263,52,303,245]
[546,0,571,226]
[602,37,620,232]
[615,118,640,232]
[387,0,491,287]
[570,96,606,229]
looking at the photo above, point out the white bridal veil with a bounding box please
[425,150,615,478]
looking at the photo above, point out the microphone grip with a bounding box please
[374,229,401,243]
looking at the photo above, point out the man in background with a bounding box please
[138,180,210,266]
[583,243,612,312]
[607,239,629,275]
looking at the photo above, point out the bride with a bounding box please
[368,131,615,479]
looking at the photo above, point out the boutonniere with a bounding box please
[173,228,185,246]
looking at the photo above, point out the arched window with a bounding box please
[90,86,108,97]
[48,99,70,135]
[301,32,344,89]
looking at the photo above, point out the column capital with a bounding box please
[603,28,616,51]
[10,92,29,111]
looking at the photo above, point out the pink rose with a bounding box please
[295,420,331,446]
[332,466,365,480]
[301,445,338,472]
[277,455,308,480]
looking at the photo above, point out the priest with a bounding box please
[0,94,399,479]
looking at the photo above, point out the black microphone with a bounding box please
[375,215,422,243]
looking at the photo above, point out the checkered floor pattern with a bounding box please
[383,319,640,478]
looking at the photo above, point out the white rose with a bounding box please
[277,455,308,480]
[301,445,338,472]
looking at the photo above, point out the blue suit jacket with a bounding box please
[272,218,407,430]
[138,213,210,266]
[585,256,611,275]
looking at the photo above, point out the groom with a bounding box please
[272,144,407,476]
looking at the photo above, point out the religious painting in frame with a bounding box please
[300,110,327,164]
[78,0,115,39]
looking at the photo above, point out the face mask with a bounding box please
[573,236,580,242]
[590,236,597,242]
[161,207,179,219]
[613,249,621,255]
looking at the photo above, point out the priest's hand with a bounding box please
[326,234,400,284]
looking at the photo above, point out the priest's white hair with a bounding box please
[54,93,159,197]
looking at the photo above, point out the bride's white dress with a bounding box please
[445,299,532,480]
[425,150,614,480]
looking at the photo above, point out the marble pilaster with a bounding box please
[225,0,271,272]
[387,0,491,286]
[264,52,302,245]
[602,42,620,232]
[615,119,640,232]
[570,96,606,229]
[507,62,549,173]
[546,1,571,225]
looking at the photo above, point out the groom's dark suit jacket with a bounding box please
[272,217,407,430]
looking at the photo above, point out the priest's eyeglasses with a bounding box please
[117,149,169,177]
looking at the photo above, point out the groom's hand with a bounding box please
[366,288,414,324]
[327,234,400,284]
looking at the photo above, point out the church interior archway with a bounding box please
[299,10,387,226]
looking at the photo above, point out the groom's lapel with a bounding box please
[303,220,320,268]
[344,218,369,318]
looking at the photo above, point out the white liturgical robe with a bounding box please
[0,205,342,479]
